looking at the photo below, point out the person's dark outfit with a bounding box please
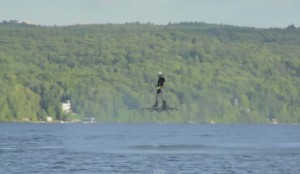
[153,75,167,108]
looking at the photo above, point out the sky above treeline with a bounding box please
[0,0,299,28]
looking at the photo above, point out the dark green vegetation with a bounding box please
[1,21,300,123]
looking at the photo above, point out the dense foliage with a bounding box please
[1,21,300,123]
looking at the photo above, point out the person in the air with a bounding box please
[153,72,167,108]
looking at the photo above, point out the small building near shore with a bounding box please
[46,117,53,122]
[62,100,72,114]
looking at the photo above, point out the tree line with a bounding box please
[0,21,300,123]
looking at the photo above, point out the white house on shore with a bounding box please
[46,117,53,122]
[62,100,72,114]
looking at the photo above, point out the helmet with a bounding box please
[158,72,162,75]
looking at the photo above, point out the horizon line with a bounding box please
[0,19,297,30]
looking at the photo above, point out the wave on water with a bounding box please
[124,144,218,154]
[129,144,209,150]
[124,144,300,155]
[0,147,22,152]
[0,146,64,153]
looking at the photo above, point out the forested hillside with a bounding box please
[1,21,300,123]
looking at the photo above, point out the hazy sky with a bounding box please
[0,0,299,28]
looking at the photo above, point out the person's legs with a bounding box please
[153,95,158,107]
[160,89,167,108]
[153,89,160,107]
[153,89,167,108]
[160,90,165,101]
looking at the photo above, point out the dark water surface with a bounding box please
[1,123,300,174]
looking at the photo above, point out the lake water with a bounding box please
[0,123,300,174]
